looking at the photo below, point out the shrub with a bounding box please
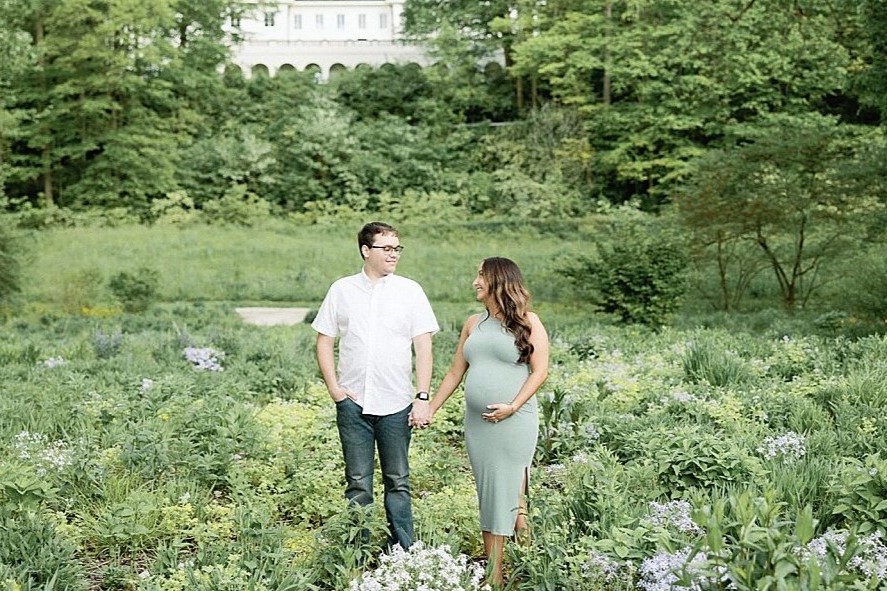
[622,425,766,493]
[109,267,159,313]
[61,268,106,315]
[202,185,272,227]
[560,208,688,326]
[842,248,887,324]
[92,328,123,359]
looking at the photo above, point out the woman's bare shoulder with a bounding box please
[463,312,485,334]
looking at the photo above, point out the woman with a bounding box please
[428,257,550,587]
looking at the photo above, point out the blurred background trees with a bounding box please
[0,0,885,323]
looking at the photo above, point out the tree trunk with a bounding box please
[35,16,54,206]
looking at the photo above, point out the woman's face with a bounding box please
[472,264,490,303]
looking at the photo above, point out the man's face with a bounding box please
[362,232,402,278]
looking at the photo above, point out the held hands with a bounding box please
[482,403,516,424]
[409,400,432,429]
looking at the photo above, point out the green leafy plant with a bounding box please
[308,503,388,590]
[537,387,597,464]
[681,338,755,387]
[625,425,766,493]
[109,267,159,313]
[829,454,887,535]
[0,506,87,591]
[92,328,123,359]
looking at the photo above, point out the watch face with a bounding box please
[416,392,429,401]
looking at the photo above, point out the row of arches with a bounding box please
[225,61,506,81]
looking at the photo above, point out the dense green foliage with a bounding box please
[2,295,887,589]
[1,0,884,216]
[1,1,884,327]
[1,1,886,586]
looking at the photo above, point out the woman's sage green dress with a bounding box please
[462,315,539,536]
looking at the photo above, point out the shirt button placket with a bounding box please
[364,284,380,411]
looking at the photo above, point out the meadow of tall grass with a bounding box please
[21,221,583,313]
[3,221,887,591]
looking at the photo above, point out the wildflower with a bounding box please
[645,500,703,536]
[141,378,155,392]
[183,347,225,371]
[350,542,490,591]
[572,452,590,464]
[637,546,708,591]
[581,550,623,582]
[668,389,698,404]
[14,431,74,475]
[757,432,806,461]
[544,463,566,477]
[802,530,887,580]
[42,356,66,368]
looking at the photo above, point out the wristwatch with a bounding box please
[415,391,430,401]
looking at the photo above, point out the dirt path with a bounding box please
[235,307,311,326]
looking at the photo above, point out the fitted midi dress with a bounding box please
[462,315,539,536]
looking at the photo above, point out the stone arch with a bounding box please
[305,64,323,82]
[223,64,243,79]
[251,64,270,77]
[329,63,347,79]
[355,63,372,71]
[484,61,504,78]
[277,63,297,76]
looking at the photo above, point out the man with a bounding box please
[312,221,439,549]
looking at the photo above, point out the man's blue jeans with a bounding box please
[336,398,414,549]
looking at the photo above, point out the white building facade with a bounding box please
[229,1,431,79]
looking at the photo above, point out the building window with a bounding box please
[337,14,345,29]
[358,14,366,29]
[230,14,241,28]
[379,13,388,29]
[315,14,323,28]
[264,12,275,27]
[294,14,302,29]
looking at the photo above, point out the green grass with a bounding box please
[22,221,585,312]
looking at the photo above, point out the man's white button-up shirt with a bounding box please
[312,271,439,416]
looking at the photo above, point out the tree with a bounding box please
[675,115,884,311]
[401,0,528,115]
[859,0,887,121]
[330,64,433,123]
[4,0,244,210]
[0,9,34,200]
[511,0,860,206]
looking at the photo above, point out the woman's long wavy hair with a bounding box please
[480,257,534,364]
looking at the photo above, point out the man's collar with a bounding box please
[360,268,393,286]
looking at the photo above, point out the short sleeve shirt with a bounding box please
[312,271,439,415]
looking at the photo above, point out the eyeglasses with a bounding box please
[369,245,405,255]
